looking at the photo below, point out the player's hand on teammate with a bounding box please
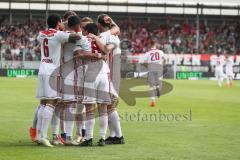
[87,33,96,39]
[102,54,108,61]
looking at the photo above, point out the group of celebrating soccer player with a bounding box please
[29,11,124,147]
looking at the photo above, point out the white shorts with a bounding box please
[226,73,234,79]
[36,74,62,100]
[62,70,78,102]
[62,58,85,102]
[215,69,225,79]
[226,70,234,79]
[82,72,111,105]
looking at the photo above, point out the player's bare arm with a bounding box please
[74,49,102,60]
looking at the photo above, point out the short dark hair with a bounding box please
[68,15,80,28]
[84,23,99,35]
[63,11,77,21]
[97,14,111,28]
[150,40,155,47]
[47,14,61,29]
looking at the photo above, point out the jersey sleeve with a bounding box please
[106,36,117,48]
[100,30,111,43]
[37,33,41,42]
[56,31,70,44]
[37,32,44,43]
[74,36,91,52]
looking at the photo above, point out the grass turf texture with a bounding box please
[0,77,239,160]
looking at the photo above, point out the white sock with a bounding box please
[85,118,95,140]
[60,107,66,134]
[82,106,86,130]
[76,104,85,136]
[76,121,82,136]
[108,120,116,137]
[82,121,86,130]
[32,105,41,128]
[51,111,60,135]
[149,86,156,99]
[65,121,74,137]
[151,97,155,101]
[218,78,222,87]
[99,115,108,140]
[36,105,45,140]
[65,106,76,137]
[109,111,122,138]
[41,105,54,139]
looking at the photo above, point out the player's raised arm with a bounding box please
[107,17,120,35]
[97,14,120,35]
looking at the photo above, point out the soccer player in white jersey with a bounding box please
[215,54,225,87]
[29,12,78,145]
[74,17,95,144]
[144,41,166,107]
[48,11,79,146]
[96,14,124,144]
[58,11,79,144]
[225,55,234,88]
[36,14,81,147]
[29,100,46,142]
[74,23,116,146]
[61,15,92,146]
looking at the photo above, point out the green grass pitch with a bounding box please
[0,77,239,160]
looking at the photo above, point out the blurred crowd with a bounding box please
[1,17,240,61]
[0,20,45,61]
[120,17,240,54]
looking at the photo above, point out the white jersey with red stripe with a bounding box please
[144,48,165,64]
[37,29,70,76]
[107,35,121,99]
[61,32,90,101]
[99,31,114,74]
[99,30,111,45]
[107,34,121,70]
[215,56,225,71]
[111,35,121,56]
[76,34,112,104]
[99,31,120,98]
[75,34,111,74]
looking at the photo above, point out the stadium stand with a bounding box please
[0,20,45,61]
[1,16,240,62]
